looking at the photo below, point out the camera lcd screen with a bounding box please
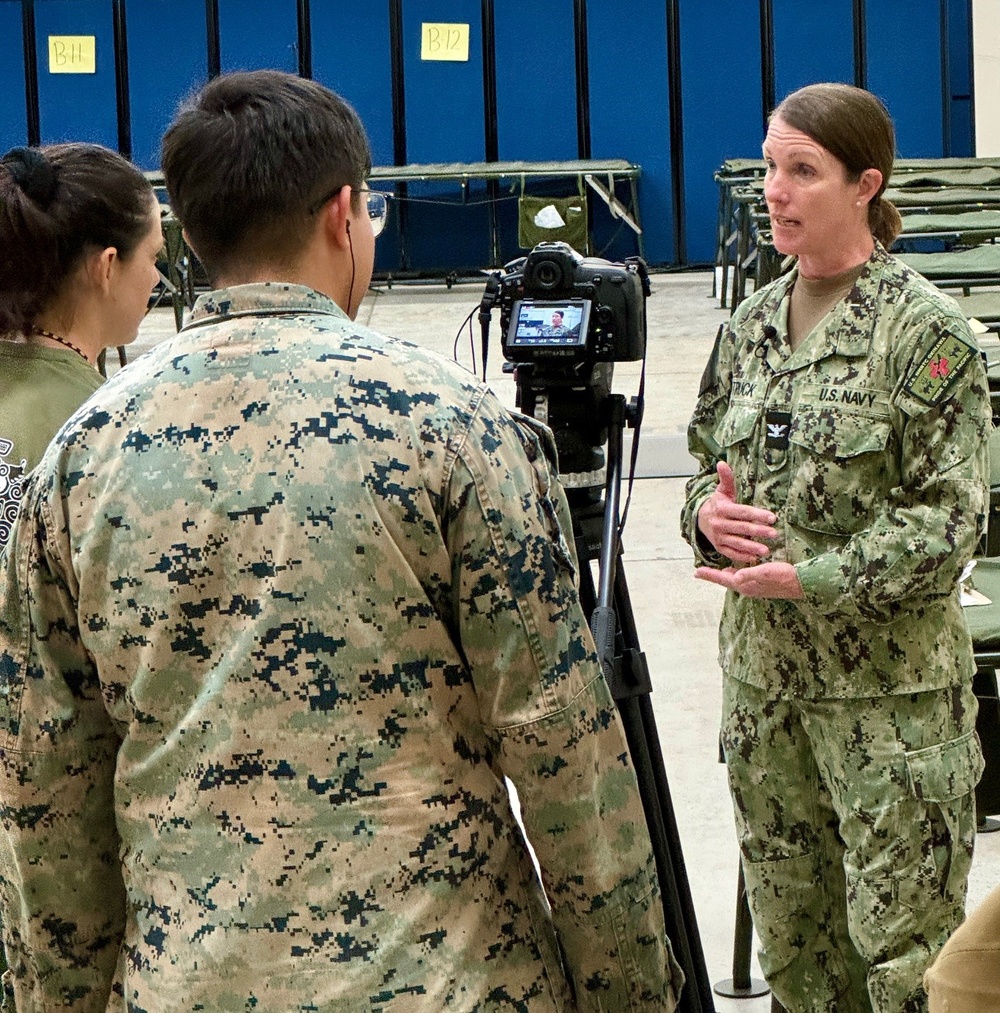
[506,299,590,350]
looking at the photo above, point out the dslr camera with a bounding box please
[481,242,650,485]
[493,242,648,364]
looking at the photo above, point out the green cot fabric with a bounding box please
[886,186,1000,208]
[890,166,1000,188]
[518,193,588,253]
[898,210,1000,235]
[953,294,1000,326]
[898,244,1000,279]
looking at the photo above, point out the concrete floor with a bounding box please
[126,269,999,1012]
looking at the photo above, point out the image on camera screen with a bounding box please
[507,298,590,348]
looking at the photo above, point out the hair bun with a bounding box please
[2,147,59,210]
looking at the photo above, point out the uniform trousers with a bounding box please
[721,676,982,1013]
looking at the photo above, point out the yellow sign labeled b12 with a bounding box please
[421,23,470,62]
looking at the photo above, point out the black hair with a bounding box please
[161,70,372,282]
[0,143,155,336]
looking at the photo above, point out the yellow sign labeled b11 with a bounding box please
[48,35,96,74]
[421,23,470,62]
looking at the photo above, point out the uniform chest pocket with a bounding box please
[786,410,892,536]
[716,404,759,456]
[715,404,763,503]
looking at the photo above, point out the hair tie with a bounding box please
[1,147,59,210]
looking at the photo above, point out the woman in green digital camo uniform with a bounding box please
[681,83,990,1013]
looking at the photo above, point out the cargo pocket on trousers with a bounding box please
[848,731,983,960]
[905,729,984,894]
[904,729,984,806]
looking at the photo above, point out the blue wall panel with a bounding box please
[311,2,399,272]
[219,0,298,73]
[773,0,854,100]
[34,0,117,147]
[493,0,576,160]
[401,0,489,271]
[0,2,28,151]
[587,0,672,264]
[311,1,394,166]
[126,0,207,170]
[679,0,763,263]
[947,0,973,155]
[402,0,484,162]
[492,0,578,263]
[866,0,943,157]
[0,1,978,269]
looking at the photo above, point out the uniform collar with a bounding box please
[184,282,350,329]
[753,243,890,371]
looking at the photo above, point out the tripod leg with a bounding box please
[711,861,769,999]
[611,564,717,1013]
[733,865,754,987]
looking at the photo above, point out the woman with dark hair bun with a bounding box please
[0,142,161,549]
[683,83,990,1012]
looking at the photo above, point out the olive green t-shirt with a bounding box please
[0,342,103,549]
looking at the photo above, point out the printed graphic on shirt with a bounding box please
[905,332,977,406]
[0,437,27,550]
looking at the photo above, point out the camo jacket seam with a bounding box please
[453,402,558,719]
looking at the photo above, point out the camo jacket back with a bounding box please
[0,284,678,1012]
[681,244,991,699]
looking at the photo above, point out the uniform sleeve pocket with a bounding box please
[904,730,984,803]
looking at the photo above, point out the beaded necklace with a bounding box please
[30,327,92,365]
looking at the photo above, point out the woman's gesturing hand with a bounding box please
[697,461,778,565]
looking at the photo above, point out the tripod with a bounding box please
[569,393,716,1013]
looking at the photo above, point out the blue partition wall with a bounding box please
[34,0,118,148]
[400,0,490,272]
[679,0,763,264]
[947,0,973,155]
[311,1,394,165]
[126,0,208,170]
[311,1,399,272]
[0,0,977,269]
[587,0,673,265]
[218,0,298,73]
[866,0,944,157]
[493,0,577,161]
[492,0,578,265]
[773,0,854,101]
[0,2,28,153]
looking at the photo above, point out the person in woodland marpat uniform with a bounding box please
[681,83,990,1013]
[0,143,161,551]
[0,70,681,1012]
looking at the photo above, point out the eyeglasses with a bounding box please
[365,188,390,238]
[308,183,391,238]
